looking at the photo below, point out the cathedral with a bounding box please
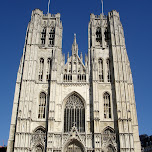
[8,8,141,152]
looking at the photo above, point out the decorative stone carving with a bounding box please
[30,128,46,150]
[101,127,117,152]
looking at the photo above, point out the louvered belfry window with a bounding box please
[64,94,85,132]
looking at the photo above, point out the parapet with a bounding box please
[32,9,43,17]
[90,13,107,20]
[31,9,61,20]
[108,10,120,18]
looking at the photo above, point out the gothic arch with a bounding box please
[35,143,44,152]
[102,126,115,134]
[64,139,86,152]
[39,57,45,60]
[63,91,86,107]
[98,57,104,61]
[105,57,110,61]
[33,126,46,133]
[102,91,111,97]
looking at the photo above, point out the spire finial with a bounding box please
[101,0,104,15]
[48,0,51,14]
[74,33,76,45]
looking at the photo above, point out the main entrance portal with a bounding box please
[64,140,84,152]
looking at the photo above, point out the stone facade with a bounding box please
[7,9,141,152]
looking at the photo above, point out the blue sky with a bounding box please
[0,0,152,146]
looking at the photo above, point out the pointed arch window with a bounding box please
[103,93,111,119]
[98,58,104,82]
[64,94,85,132]
[38,92,46,119]
[96,27,102,42]
[39,58,44,81]
[41,28,46,45]
[46,58,51,81]
[49,27,55,46]
[106,59,111,82]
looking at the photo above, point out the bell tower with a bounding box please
[88,10,141,152]
[7,9,63,152]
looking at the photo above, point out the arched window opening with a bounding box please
[39,58,44,81]
[96,27,102,42]
[41,28,46,45]
[107,59,111,82]
[98,58,104,82]
[103,93,111,119]
[64,94,85,132]
[38,93,46,119]
[46,58,51,81]
[35,127,45,134]
[49,27,55,46]
[103,127,114,134]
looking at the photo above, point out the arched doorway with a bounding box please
[64,140,84,152]
[107,145,115,152]
[36,145,43,152]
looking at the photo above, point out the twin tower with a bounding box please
[8,9,141,152]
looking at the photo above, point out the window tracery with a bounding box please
[38,92,46,119]
[103,93,111,119]
[64,94,85,132]
[98,58,104,82]
[39,58,44,81]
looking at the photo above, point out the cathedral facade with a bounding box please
[8,9,141,152]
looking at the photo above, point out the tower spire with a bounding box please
[48,0,50,14]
